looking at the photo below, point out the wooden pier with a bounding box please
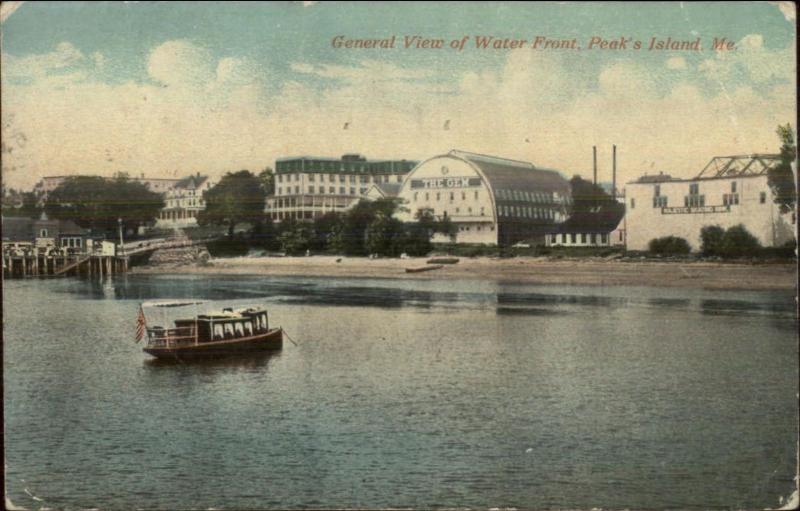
[2,253,129,279]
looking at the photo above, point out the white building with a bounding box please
[544,208,625,248]
[155,174,216,228]
[34,174,180,200]
[396,150,571,245]
[625,154,796,251]
[265,154,417,221]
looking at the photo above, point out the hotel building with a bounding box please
[264,154,417,221]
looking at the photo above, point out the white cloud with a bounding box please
[666,56,686,70]
[1,38,795,190]
[699,33,795,85]
[3,41,85,80]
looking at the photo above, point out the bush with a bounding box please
[648,236,691,255]
[206,237,249,257]
[700,225,725,256]
[720,224,761,258]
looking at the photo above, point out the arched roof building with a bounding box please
[397,150,571,245]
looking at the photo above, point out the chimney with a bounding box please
[612,145,617,200]
[593,146,597,185]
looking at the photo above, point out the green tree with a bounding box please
[197,170,266,237]
[720,224,761,258]
[365,212,405,256]
[648,236,691,255]
[277,219,313,255]
[2,189,41,218]
[700,225,725,257]
[258,167,275,196]
[768,124,797,213]
[311,212,344,252]
[45,175,164,235]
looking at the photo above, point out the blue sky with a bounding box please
[1,1,795,188]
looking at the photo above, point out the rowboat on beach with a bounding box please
[136,300,283,360]
[405,264,444,273]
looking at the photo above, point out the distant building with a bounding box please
[34,174,181,201]
[396,150,571,245]
[2,214,90,254]
[364,182,403,201]
[625,154,796,251]
[544,207,625,247]
[264,154,417,221]
[155,174,216,228]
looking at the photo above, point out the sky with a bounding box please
[0,1,796,190]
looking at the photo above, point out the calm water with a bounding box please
[3,273,798,510]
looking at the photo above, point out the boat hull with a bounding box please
[143,328,283,360]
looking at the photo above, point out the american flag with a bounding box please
[135,305,147,343]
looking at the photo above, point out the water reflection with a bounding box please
[143,350,281,373]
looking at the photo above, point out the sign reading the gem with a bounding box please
[410,177,482,189]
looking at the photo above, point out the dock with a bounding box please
[3,253,129,279]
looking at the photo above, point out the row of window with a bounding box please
[495,188,560,204]
[166,199,203,208]
[277,186,368,196]
[414,190,480,202]
[644,191,768,209]
[498,205,556,220]
[551,233,609,244]
[277,173,402,184]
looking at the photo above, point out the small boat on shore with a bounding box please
[405,264,444,273]
[137,300,283,360]
[426,257,460,265]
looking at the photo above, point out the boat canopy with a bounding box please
[141,300,209,309]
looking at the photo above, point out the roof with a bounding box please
[630,154,782,184]
[58,220,89,235]
[549,206,625,234]
[1,217,34,241]
[449,150,569,193]
[375,182,402,197]
[174,174,209,189]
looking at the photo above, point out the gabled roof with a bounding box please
[1,216,34,241]
[550,206,625,234]
[174,175,209,189]
[375,182,402,196]
[449,150,569,192]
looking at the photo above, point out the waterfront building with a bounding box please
[34,174,181,201]
[155,174,215,228]
[264,154,417,221]
[2,214,90,255]
[396,150,571,246]
[625,154,796,251]
[544,207,625,248]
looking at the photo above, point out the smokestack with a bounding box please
[593,146,597,185]
[612,145,617,200]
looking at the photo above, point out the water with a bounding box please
[3,274,797,510]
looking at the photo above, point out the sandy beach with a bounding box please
[131,255,798,291]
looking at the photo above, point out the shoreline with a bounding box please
[130,255,798,291]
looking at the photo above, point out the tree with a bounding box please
[258,167,275,197]
[365,212,405,256]
[648,236,691,255]
[700,225,725,257]
[2,189,41,218]
[311,212,344,252]
[720,224,761,258]
[768,124,797,213]
[569,176,617,215]
[45,175,164,235]
[277,219,313,255]
[197,170,266,237]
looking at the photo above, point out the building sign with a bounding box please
[410,177,482,189]
[661,205,730,214]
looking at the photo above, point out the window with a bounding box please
[350,187,355,195]
[425,192,429,201]
[654,184,661,197]
[450,192,454,201]
[39,229,48,237]
[339,175,345,183]
[329,186,335,194]
[760,191,767,204]
[581,233,587,243]
[653,196,667,208]
[474,191,479,200]
[339,187,345,194]
[309,174,315,182]
[436,192,441,201]
[277,187,282,195]
[551,234,558,244]
[630,198,635,209]
[689,183,699,194]
[570,233,576,243]
[308,186,315,194]
[590,233,597,244]
[601,234,608,244]
[461,191,466,200]
[278,175,283,183]
[561,233,567,243]
[731,181,737,193]
[295,186,300,194]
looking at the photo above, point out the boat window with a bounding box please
[234,322,244,336]
[213,324,224,340]
[243,322,252,335]
[223,323,234,338]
